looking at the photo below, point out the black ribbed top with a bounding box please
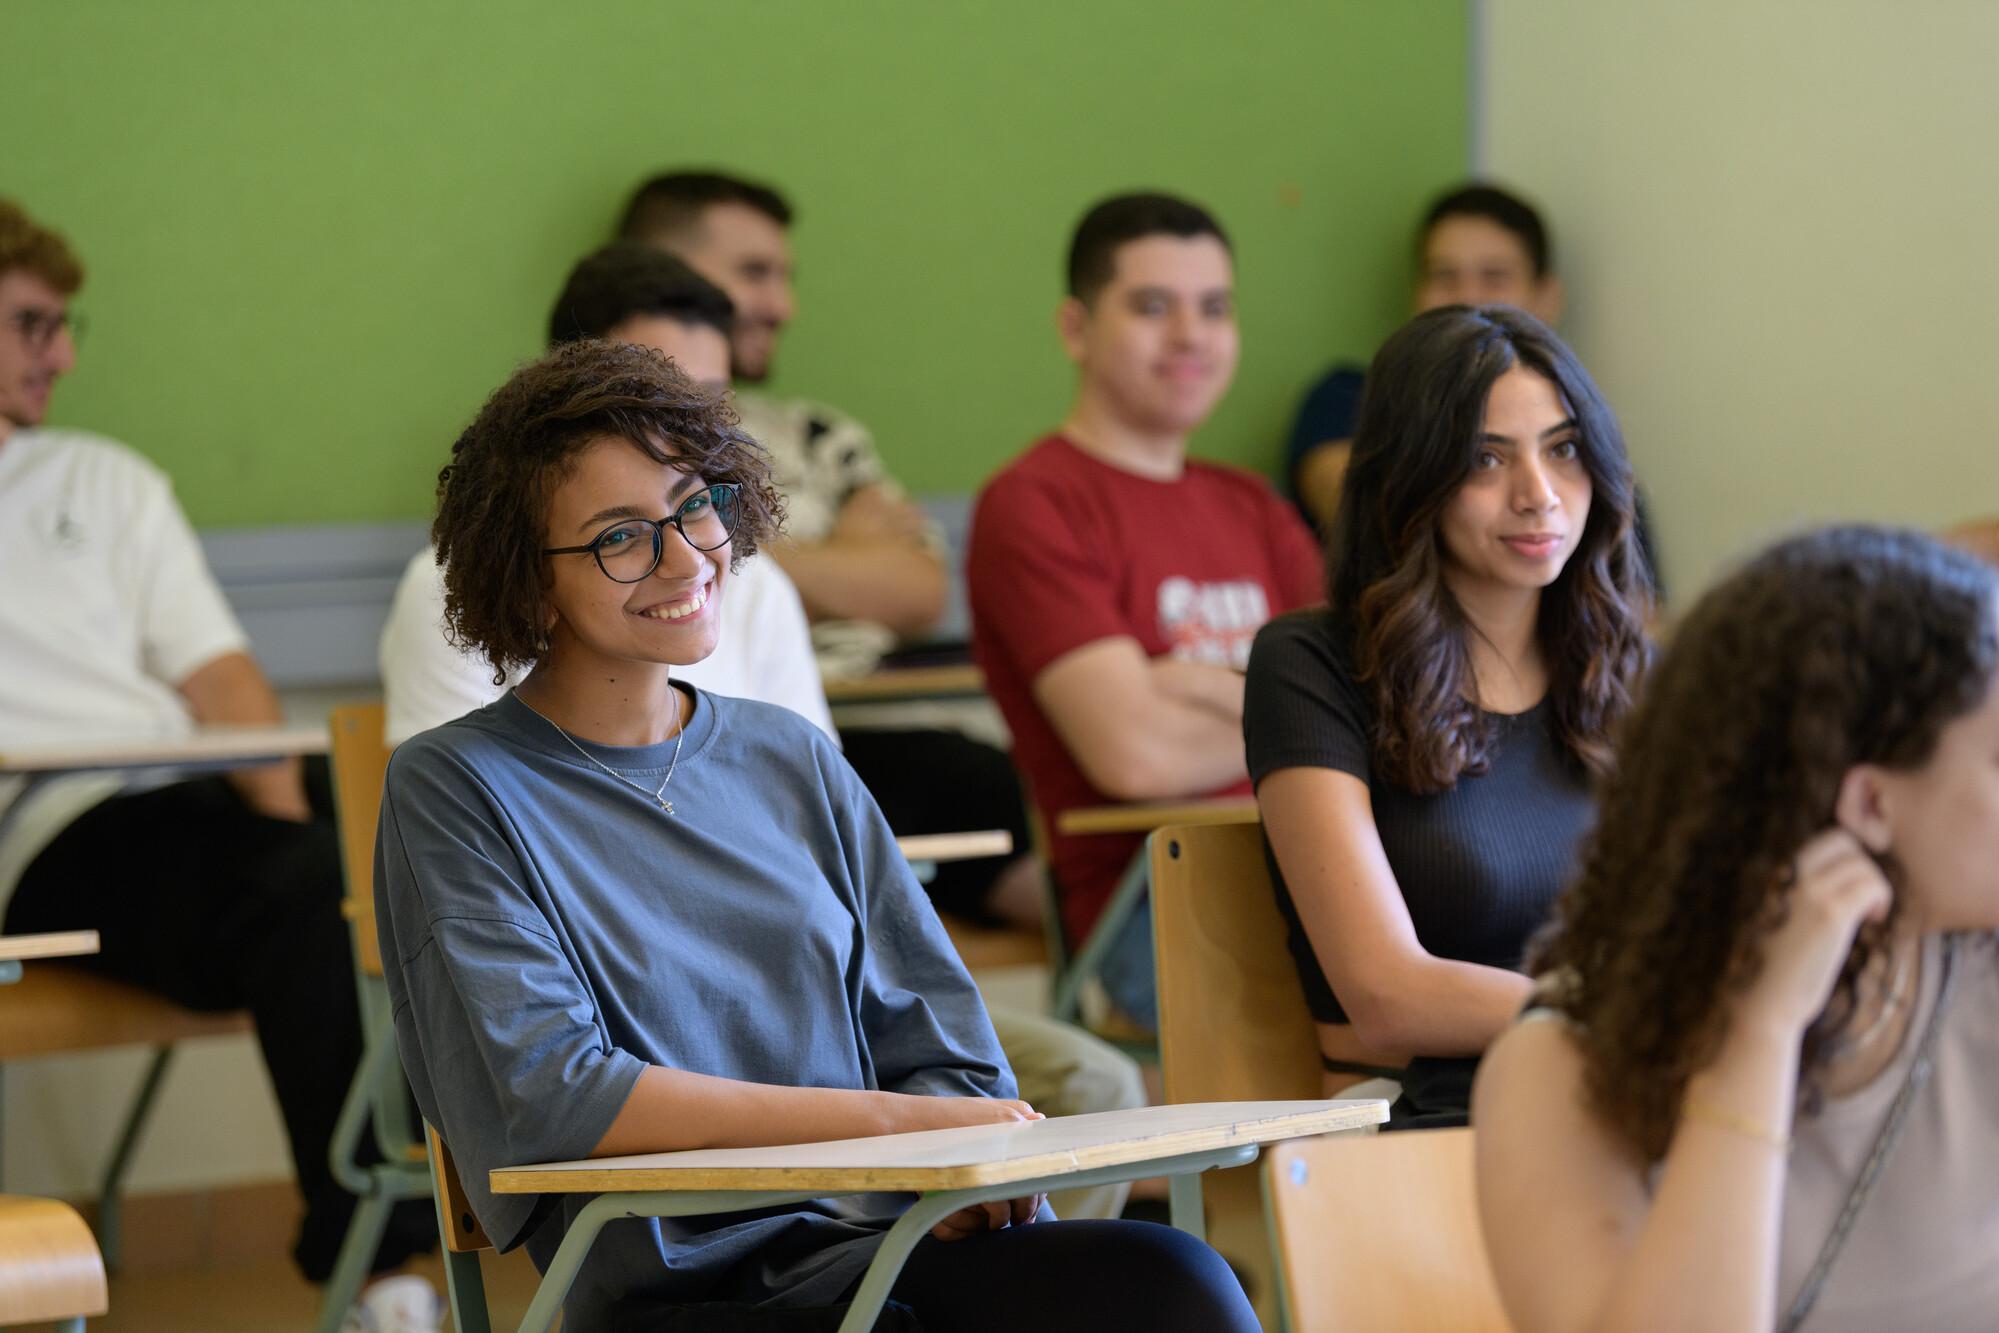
[1243,607,1594,1025]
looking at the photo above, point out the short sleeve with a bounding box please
[379,551,512,744]
[126,470,249,686]
[967,472,1133,682]
[1284,366,1367,492]
[375,745,646,1247]
[1243,611,1373,786]
[808,407,886,508]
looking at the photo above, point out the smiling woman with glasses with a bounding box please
[374,339,1257,1331]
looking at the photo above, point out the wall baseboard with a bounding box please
[79,1179,303,1275]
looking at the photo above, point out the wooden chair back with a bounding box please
[328,701,392,979]
[427,1123,493,1253]
[0,1195,109,1324]
[1149,820,1319,1104]
[1264,1128,1513,1333]
[1145,819,1315,1327]
[0,966,248,1059]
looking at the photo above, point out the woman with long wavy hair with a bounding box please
[1243,304,1651,1125]
[1475,526,1999,1331]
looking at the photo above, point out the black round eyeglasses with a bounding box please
[543,484,742,583]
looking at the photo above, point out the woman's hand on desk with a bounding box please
[891,1095,1047,1241]
[890,1094,1041,1134]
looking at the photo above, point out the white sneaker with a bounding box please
[340,1274,445,1333]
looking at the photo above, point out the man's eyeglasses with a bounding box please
[544,484,743,583]
[6,308,85,352]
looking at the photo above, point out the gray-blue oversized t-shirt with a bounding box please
[374,687,1014,1325]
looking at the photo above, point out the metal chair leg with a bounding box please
[96,1045,176,1272]
[434,1188,491,1333]
[1168,1172,1207,1241]
[1049,850,1151,1023]
[313,1190,394,1333]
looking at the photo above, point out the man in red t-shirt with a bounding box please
[967,192,1323,1030]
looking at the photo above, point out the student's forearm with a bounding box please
[1060,657,1246,799]
[592,1065,1014,1158]
[1078,698,1248,802]
[1583,1024,1797,1333]
[770,541,946,636]
[1343,956,1532,1056]
[177,650,310,821]
[1147,657,1246,721]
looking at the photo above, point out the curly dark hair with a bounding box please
[1328,304,1652,793]
[1533,526,1999,1162]
[432,339,784,682]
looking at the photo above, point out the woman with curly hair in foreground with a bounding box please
[1245,305,1651,1125]
[1474,525,1999,1332]
[374,340,1256,1331]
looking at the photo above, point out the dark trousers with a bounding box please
[837,729,1031,923]
[885,1218,1256,1331]
[609,1217,1259,1332]
[3,765,435,1282]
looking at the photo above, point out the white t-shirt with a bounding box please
[378,546,836,744]
[0,428,251,903]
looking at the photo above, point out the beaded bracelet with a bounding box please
[1683,1097,1792,1152]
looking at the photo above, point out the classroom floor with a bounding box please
[29,1247,547,1332]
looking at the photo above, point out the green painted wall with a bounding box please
[8,1,1466,527]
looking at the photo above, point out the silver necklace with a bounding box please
[518,690,686,815]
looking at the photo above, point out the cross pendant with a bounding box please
[659,798,675,815]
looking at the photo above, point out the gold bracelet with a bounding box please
[1681,1097,1791,1152]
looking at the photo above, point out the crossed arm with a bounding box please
[1031,637,1249,801]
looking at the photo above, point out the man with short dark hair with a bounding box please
[0,198,439,1328]
[1288,181,1564,529]
[618,169,1042,932]
[968,192,1323,1030]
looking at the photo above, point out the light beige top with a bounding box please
[1780,931,1999,1332]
